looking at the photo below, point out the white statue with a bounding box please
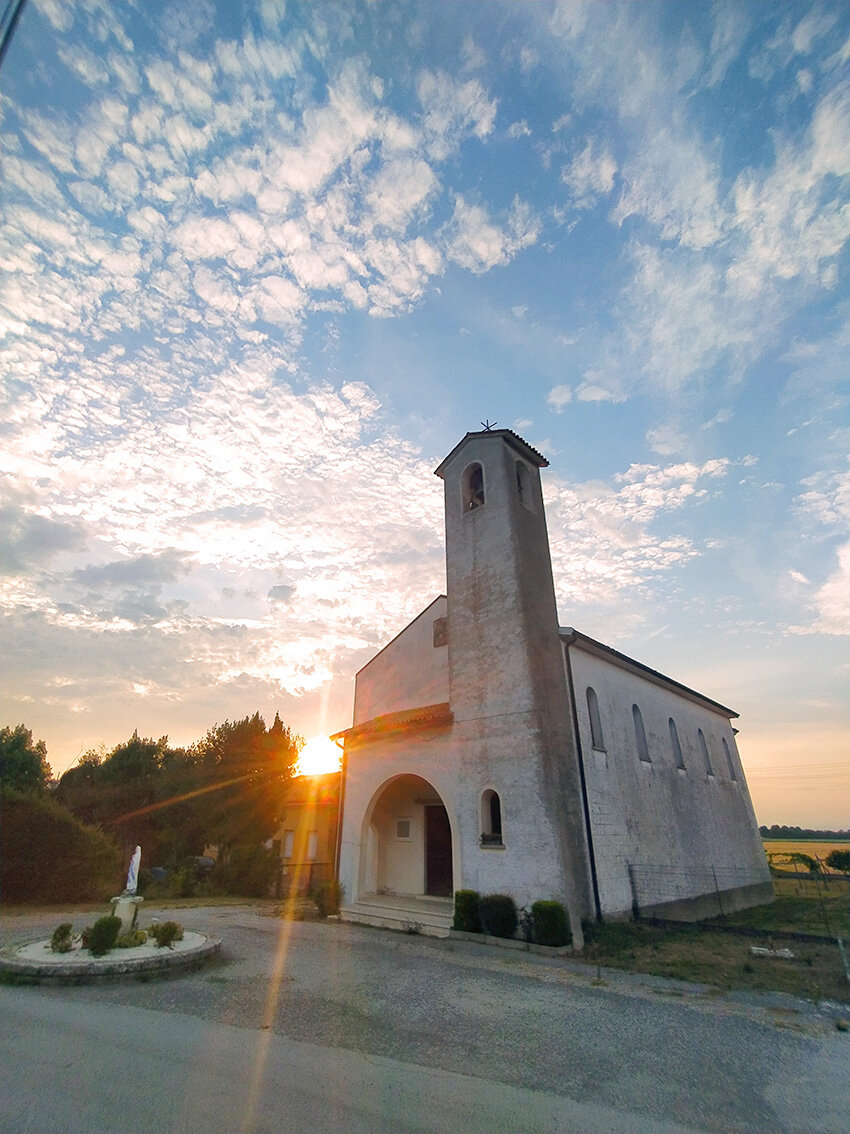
[124,845,141,895]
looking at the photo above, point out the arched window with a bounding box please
[698,729,713,775]
[515,460,534,511]
[669,718,685,769]
[462,463,485,512]
[722,738,737,780]
[633,704,650,763]
[481,789,503,845]
[587,688,605,750]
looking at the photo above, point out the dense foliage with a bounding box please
[479,893,518,939]
[530,900,570,948]
[55,712,300,867]
[0,788,121,903]
[0,724,51,793]
[825,849,850,873]
[760,825,849,840]
[452,889,482,933]
[87,915,122,956]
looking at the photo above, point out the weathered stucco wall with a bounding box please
[567,642,772,918]
[336,721,585,912]
[352,597,448,725]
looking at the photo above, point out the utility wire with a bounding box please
[0,0,27,70]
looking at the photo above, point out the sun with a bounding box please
[296,736,342,777]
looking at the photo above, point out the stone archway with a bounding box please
[360,774,454,899]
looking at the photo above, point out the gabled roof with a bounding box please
[434,428,548,478]
[354,595,446,678]
[561,627,738,719]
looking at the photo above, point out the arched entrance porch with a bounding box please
[359,774,455,900]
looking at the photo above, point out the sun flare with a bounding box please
[296,736,342,777]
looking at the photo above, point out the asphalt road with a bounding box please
[1,905,847,1133]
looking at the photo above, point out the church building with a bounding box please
[334,429,772,946]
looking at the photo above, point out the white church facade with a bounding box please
[334,429,772,946]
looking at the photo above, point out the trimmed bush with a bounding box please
[87,915,122,956]
[148,920,183,948]
[479,894,518,940]
[452,889,482,933]
[50,923,74,953]
[531,900,570,947]
[311,880,342,918]
[0,788,121,904]
[116,929,147,948]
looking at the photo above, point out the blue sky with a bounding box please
[1,1,847,826]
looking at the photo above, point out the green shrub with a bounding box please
[50,923,74,953]
[87,916,122,956]
[148,921,184,948]
[826,849,850,874]
[452,889,482,933]
[310,880,342,918]
[531,900,570,947]
[116,929,147,948]
[0,788,121,904]
[215,845,275,897]
[479,894,518,939]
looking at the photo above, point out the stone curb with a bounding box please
[0,934,222,984]
[448,929,573,956]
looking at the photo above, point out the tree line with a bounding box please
[1,716,300,903]
[759,824,850,841]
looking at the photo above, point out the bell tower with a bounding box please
[435,428,593,937]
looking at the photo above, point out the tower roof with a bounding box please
[434,428,548,478]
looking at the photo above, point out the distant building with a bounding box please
[273,771,341,897]
[334,429,772,943]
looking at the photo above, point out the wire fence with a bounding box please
[627,862,769,919]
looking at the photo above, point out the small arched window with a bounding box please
[633,704,650,763]
[481,789,503,845]
[722,737,737,780]
[587,688,605,750]
[462,463,485,512]
[515,460,534,511]
[698,729,713,776]
[669,718,685,769]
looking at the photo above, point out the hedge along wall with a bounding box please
[1,789,122,903]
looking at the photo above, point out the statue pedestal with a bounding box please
[110,895,143,933]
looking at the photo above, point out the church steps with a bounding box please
[341,895,453,938]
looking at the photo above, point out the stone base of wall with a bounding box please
[630,880,775,923]
[449,929,573,956]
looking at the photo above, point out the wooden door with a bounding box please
[425,805,452,896]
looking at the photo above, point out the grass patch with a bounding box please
[582,919,850,1003]
[721,878,849,937]
[583,881,850,1004]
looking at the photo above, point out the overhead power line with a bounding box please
[0,0,27,70]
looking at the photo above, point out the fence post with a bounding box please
[628,863,640,920]
[712,865,725,919]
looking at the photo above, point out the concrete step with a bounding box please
[341,896,453,938]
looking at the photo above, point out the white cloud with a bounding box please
[704,4,751,88]
[508,120,531,139]
[445,195,540,274]
[611,129,723,249]
[562,139,617,210]
[417,70,497,160]
[546,385,573,411]
[365,157,438,231]
[646,424,687,457]
[544,457,733,613]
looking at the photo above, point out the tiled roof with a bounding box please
[331,701,452,746]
